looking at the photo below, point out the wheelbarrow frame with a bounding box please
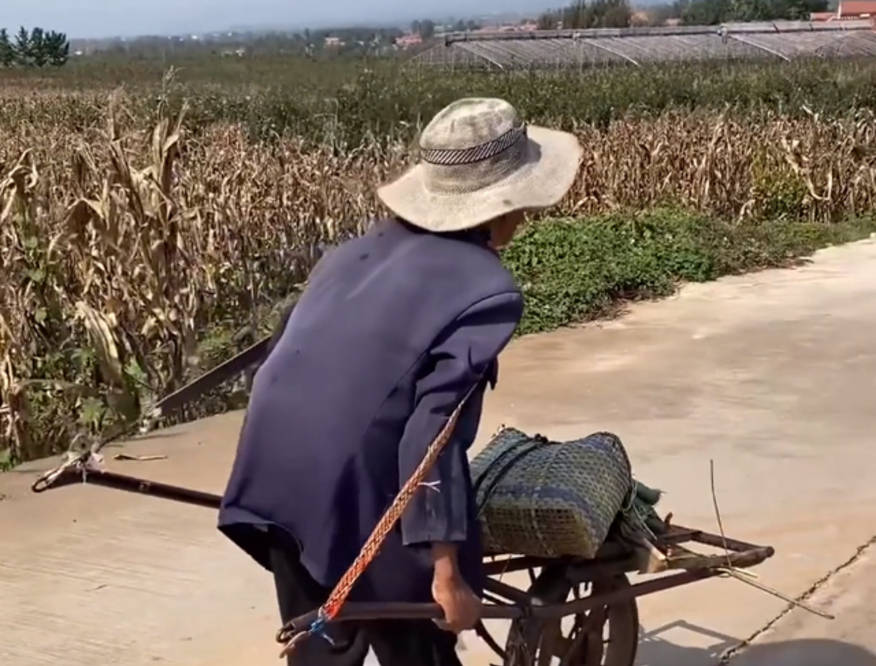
[34,462,774,666]
[284,526,772,665]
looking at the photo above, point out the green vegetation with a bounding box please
[0,26,69,68]
[74,27,404,61]
[1,57,874,144]
[677,0,829,25]
[538,0,634,29]
[506,211,876,334]
[538,0,830,28]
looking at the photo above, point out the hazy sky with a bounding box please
[0,1,558,39]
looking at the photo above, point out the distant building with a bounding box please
[811,0,876,19]
[495,22,539,32]
[324,36,345,48]
[395,33,423,49]
[630,11,651,26]
[839,0,876,17]
[470,21,540,34]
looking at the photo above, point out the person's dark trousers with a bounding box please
[268,533,463,666]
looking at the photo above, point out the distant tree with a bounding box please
[29,27,49,66]
[420,19,436,38]
[45,30,70,66]
[774,0,830,19]
[538,12,558,28]
[3,26,70,67]
[644,1,688,25]
[539,0,633,29]
[0,29,14,67]
[678,0,827,24]
[14,25,31,65]
[598,0,633,27]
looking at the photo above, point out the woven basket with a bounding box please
[471,428,633,559]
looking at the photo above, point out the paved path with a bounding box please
[2,238,876,666]
[729,547,876,666]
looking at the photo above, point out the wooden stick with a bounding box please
[710,459,734,571]
[718,568,835,620]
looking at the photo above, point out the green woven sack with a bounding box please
[471,428,633,558]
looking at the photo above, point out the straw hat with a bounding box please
[377,98,582,233]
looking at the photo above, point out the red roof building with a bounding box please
[839,0,876,16]
[395,33,423,49]
[812,0,876,19]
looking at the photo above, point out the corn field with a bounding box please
[1,60,876,464]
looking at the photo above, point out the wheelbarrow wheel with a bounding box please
[503,573,639,666]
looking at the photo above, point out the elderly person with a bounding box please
[218,98,582,666]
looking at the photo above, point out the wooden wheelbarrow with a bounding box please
[34,458,774,666]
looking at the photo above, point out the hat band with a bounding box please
[420,124,527,166]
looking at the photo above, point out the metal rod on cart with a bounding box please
[32,465,223,509]
[283,568,719,632]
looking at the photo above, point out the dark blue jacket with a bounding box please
[218,218,523,602]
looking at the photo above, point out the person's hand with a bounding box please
[431,543,482,633]
[432,571,482,633]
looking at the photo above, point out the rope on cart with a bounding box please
[277,384,477,657]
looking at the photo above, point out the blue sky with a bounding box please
[0,1,559,38]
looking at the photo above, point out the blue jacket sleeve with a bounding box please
[399,291,524,547]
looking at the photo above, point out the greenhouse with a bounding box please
[413,21,876,69]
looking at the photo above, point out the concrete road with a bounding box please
[729,546,876,666]
[2,237,876,666]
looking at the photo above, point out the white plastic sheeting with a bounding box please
[413,23,876,69]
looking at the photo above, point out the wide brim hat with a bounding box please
[377,98,582,233]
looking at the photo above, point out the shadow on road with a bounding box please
[730,640,876,666]
[637,620,735,666]
[637,620,876,666]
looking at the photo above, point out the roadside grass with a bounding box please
[505,209,876,335]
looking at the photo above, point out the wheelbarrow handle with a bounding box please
[285,602,523,632]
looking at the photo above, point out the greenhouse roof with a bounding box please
[413,21,876,68]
